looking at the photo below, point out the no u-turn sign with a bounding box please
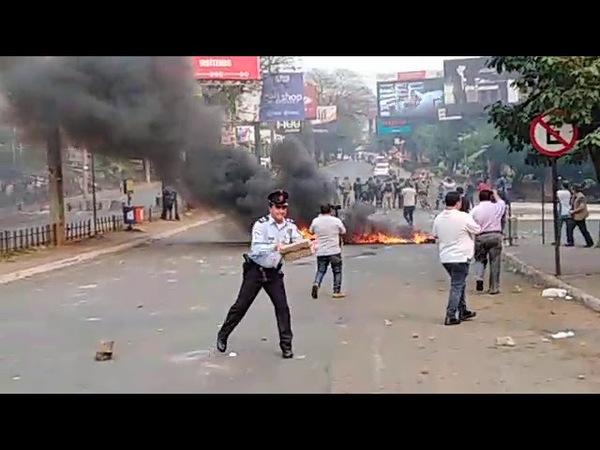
[529,113,579,157]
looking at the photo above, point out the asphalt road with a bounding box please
[2,215,600,393]
[2,161,600,393]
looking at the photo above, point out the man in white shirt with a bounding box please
[555,181,572,245]
[401,182,417,226]
[432,191,482,325]
[309,204,347,299]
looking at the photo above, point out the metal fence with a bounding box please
[0,205,162,255]
[0,214,123,255]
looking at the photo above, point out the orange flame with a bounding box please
[299,227,435,245]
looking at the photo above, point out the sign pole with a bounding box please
[541,168,546,245]
[551,158,561,276]
[529,110,578,277]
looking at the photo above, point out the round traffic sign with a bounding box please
[529,114,578,157]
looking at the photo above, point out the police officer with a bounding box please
[216,189,304,359]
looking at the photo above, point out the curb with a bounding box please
[502,251,600,313]
[511,214,600,221]
[0,213,225,286]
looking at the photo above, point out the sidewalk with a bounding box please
[0,209,221,282]
[503,238,600,312]
[0,181,162,214]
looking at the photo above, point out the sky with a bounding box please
[300,56,472,90]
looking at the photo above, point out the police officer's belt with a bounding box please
[243,253,283,271]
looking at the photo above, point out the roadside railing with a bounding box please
[0,205,162,256]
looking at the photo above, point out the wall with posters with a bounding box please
[304,83,318,120]
[443,57,520,117]
[259,72,306,122]
[377,78,443,121]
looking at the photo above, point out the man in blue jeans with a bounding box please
[432,191,482,325]
[309,204,347,299]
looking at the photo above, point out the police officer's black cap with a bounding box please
[268,189,289,206]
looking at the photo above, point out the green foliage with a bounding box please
[407,119,485,166]
[486,56,600,181]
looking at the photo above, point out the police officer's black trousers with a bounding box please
[218,263,293,351]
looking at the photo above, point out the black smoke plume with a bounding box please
[271,135,333,225]
[0,56,332,229]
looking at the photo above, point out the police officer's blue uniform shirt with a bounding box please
[248,215,304,268]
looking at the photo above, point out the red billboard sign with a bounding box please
[304,83,318,120]
[397,71,427,81]
[397,70,441,81]
[192,56,261,81]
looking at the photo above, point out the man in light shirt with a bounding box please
[432,191,482,326]
[401,182,417,226]
[470,189,506,294]
[555,181,572,245]
[309,204,347,299]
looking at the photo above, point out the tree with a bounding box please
[406,119,485,170]
[306,68,376,150]
[486,56,600,182]
[260,56,298,75]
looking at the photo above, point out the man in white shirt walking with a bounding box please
[470,189,506,294]
[432,191,482,325]
[401,182,417,226]
[309,204,347,299]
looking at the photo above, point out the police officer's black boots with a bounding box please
[216,335,227,353]
[282,349,294,359]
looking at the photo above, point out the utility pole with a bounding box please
[253,122,262,161]
[82,147,89,199]
[11,127,16,166]
[90,150,98,235]
[47,126,66,246]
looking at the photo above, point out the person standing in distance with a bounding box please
[432,191,481,326]
[216,190,304,359]
[310,204,347,299]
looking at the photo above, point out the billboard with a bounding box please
[377,78,443,121]
[276,120,302,134]
[443,57,520,117]
[192,56,261,81]
[304,83,318,120]
[259,72,305,122]
[311,105,337,125]
[376,118,413,135]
